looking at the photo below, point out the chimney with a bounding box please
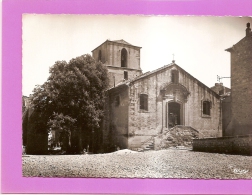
[246,23,251,37]
[215,83,223,86]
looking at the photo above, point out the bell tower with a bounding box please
[92,39,142,88]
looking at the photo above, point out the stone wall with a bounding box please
[179,67,221,137]
[103,85,129,150]
[92,41,109,64]
[193,135,252,155]
[222,96,232,136]
[107,67,141,88]
[129,73,161,138]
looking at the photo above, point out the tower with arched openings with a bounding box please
[92,39,142,88]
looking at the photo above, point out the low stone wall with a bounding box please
[193,135,252,155]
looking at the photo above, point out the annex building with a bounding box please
[224,22,252,136]
[193,23,252,155]
[92,39,222,151]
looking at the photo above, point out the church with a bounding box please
[92,39,222,151]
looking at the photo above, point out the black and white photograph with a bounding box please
[22,15,252,179]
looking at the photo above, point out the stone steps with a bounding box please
[160,126,199,148]
[136,126,199,151]
[138,139,154,152]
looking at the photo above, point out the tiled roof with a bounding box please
[129,63,174,83]
[110,39,141,48]
[107,62,174,91]
[112,39,133,46]
[107,62,220,98]
[92,39,141,52]
[226,32,252,52]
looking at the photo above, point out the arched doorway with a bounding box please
[121,48,127,67]
[168,102,181,128]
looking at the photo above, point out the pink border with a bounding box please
[2,0,252,193]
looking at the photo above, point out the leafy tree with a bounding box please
[48,113,76,134]
[47,112,76,151]
[28,54,109,154]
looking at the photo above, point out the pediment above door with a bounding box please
[160,83,190,102]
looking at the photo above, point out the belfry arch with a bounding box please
[121,48,128,67]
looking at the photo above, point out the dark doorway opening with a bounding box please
[168,102,181,127]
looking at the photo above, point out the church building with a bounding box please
[92,39,222,151]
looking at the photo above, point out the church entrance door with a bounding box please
[168,102,181,128]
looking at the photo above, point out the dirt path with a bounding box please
[22,149,252,179]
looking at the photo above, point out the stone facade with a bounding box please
[225,23,252,136]
[104,63,222,149]
[103,84,130,149]
[222,95,232,135]
[91,39,222,151]
[128,65,221,137]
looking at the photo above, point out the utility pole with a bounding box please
[217,75,230,83]
[217,75,231,95]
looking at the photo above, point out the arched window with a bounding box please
[98,50,102,62]
[202,101,211,116]
[121,48,127,67]
[171,70,179,83]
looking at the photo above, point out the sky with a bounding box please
[22,15,252,96]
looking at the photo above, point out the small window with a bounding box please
[171,72,176,83]
[171,70,179,83]
[219,89,225,95]
[140,94,148,111]
[115,96,120,106]
[124,71,128,80]
[203,101,211,116]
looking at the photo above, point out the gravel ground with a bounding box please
[22,149,252,179]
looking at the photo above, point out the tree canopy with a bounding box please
[28,54,109,153]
